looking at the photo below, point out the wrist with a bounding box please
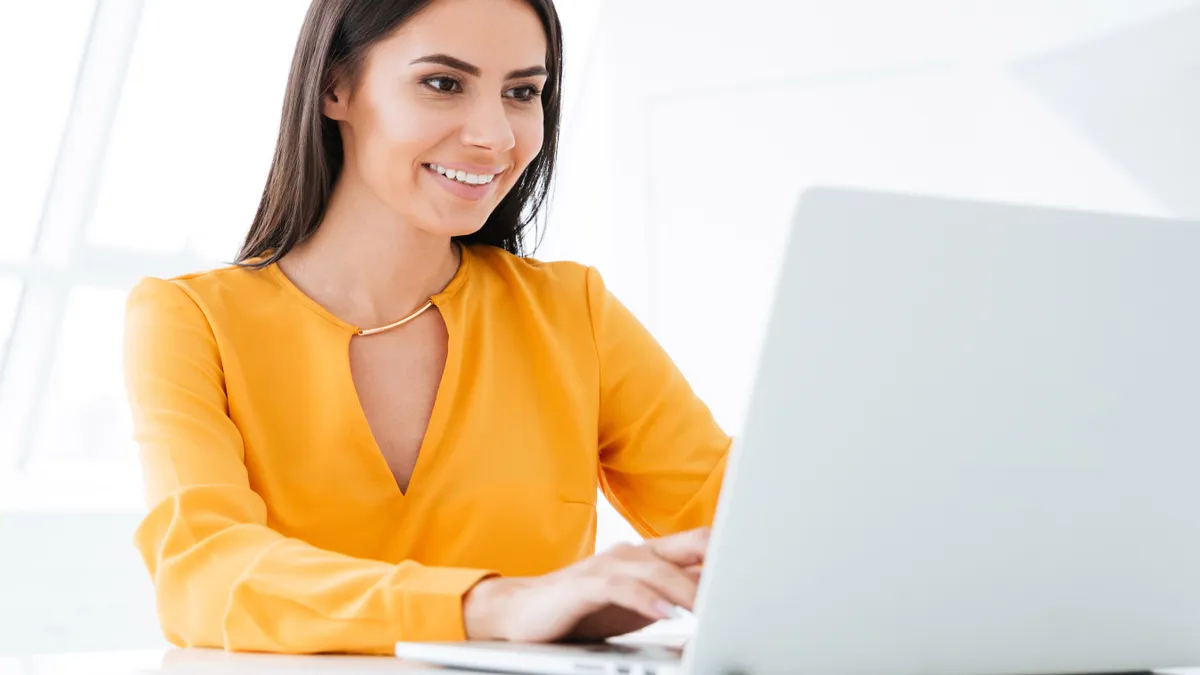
[463,575,519,641]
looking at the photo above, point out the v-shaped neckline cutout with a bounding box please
[345,300,462,499]
[265,244,474,500]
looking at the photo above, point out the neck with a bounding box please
[278,176,461,329]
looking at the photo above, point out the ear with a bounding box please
[322,70,352,121]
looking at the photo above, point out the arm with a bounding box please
[585,267,733,539]
[125,278,492,655]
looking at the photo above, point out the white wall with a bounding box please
[543,0,1200,438]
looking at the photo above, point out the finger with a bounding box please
[683,564,704,584]
[619,555,699,611]
[603,577,677,622]
[643,527,711,567]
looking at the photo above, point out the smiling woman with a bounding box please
[237,0,559,266]
[122,0,731,656]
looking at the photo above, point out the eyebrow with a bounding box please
[409,54,548,80]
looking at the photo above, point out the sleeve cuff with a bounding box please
[396,565,497,642]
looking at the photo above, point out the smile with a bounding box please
[424,163,498,185]
[421,163,505,203]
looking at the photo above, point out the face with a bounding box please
[323,0,549,237]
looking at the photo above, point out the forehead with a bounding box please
[374,0,548,73]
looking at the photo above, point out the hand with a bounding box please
[463,527,710,643]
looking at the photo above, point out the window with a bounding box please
[28,287,132,468]
[88,1,310,261]
[0,1,309,508]
[0,280,21,353]
[0,3,95,264]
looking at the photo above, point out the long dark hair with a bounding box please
[236,0,563,267]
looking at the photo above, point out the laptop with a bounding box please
[396,188,1200,675]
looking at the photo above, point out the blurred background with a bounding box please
[0,0,1196,656]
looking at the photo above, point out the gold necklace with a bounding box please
[354,243,460,337]
[356,300,434,336]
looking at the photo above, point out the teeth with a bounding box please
[428,164,496,185]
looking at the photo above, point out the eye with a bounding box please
[506,85,542,103]
[423,76,462,94]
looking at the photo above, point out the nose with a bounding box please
[461,95,516,153]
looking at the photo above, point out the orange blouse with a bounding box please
[123,243,731,654]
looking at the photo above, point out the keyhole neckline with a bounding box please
[264,242,472,336]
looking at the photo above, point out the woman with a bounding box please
[124,0,731,655]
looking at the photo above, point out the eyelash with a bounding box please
[421,76,542,103]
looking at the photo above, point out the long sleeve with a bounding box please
[585,267,733,539]
[124,278,493,655]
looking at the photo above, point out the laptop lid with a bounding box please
[686,188,1200,675]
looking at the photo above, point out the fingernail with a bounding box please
[654,601,680,620]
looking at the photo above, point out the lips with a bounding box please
[422,163,499,202]
[425,162,498,186]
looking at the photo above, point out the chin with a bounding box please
[417,217,488,240]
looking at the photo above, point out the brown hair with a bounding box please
[236,0,564,267]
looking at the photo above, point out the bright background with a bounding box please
[1,0,1197,654]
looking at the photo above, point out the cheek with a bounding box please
[360,93,451,185]
[511,110,546,170]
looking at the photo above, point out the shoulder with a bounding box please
[465,244,607,305]
[125,262,295,375]
[127,261,279,322]
[463,245,627,344]
[468,244,593,287]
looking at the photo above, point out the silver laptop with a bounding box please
[396,188,1200,675]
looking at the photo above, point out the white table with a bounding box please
[0,625,690,674]
[4,650,1200,675]
[0,649,447,674]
